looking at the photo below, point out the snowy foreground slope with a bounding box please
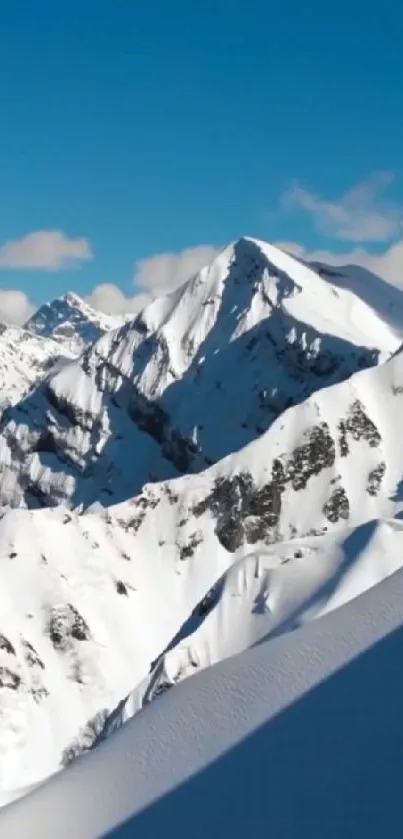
[1,567,403,839]
[1,343,403,794]
[106,515,403,725]
[0,237,401,509]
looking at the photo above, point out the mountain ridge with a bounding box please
[0,292,127,420]
[0,236,401,511]
[25,291,125,354]
[0,301,402,792]
[0,236,403,808]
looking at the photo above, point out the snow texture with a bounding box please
[0,323,73,417]
[0,237,402,833]
[0,567,402,838]
[0,237,401,511]
[25,291,123,355]
[0,292,123,418]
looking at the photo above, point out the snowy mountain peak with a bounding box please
[1,236,403,807]
[25,291,123,354]
[62,291,86,308]
[0,293,127,420]
[139,235,399,365]
[0,236,402,511]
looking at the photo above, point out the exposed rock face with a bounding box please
[47,604,91,652]
[323,487,350,523]
[287,423,336,491]
[191,400,383,552]
[193,465,286,552]
[367,463,386,496]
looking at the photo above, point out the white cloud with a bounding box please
[283,172,403,242]
[0,290,35,325]
[0,230,92,270]
[133,244,221,297]
[87,245,222,317]
[0,245,221,325]
[1,237,403,329]
[85,283,150,316]
[276,238,403,288]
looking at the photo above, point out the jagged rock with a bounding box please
[323,487,350,523]
[47,604,90,651]
[367,463,386,496]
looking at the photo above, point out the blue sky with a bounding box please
[0,0,402,321]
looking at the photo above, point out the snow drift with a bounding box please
[1,566,402,838]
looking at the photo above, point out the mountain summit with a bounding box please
[25,292,123,353]
[0,294,125,420]
[0,237,403,805]
[0,237,401,510]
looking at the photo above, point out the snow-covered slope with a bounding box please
[1,565,403,839]
[0,505,377,795]
[105,516,403,726]
[0,323,73,417]
[25,292,123,355]
[1,342,403,794]
[0,237,401,510]
[0,502,195,794]
[309,259,403,336]
[0,291,124,419]
[1,238,403,813]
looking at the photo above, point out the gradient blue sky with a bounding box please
[0,0,402,319]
